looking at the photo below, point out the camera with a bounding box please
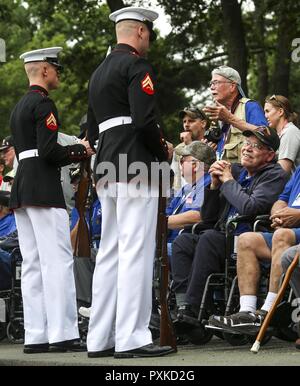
[204,123,222,143]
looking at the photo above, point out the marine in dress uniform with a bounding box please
[10,47,91,353]
[86,7,174,358]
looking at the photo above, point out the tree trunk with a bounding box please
[253,0,269,104]
[220,0,248,96]
[106,0,125,13]
[272,12,292,97]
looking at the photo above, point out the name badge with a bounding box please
[292,193,300,207]
[186,197,193,205]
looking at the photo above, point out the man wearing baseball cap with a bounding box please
[208,132,300,336]
[203,65,267,163]
[171,126,288,330]
[0,136,16,172]
[167,141,215,256]
[172,107,211,192]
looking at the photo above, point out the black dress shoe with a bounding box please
[87,347,115,358]
[49,339,87,352]
[23,343,49,354]
[114,343,175,358]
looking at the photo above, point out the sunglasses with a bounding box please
[268,95,285,109]
[182,108,207,120]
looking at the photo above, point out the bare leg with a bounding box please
[237,232,271,296]
[269,228,296,293]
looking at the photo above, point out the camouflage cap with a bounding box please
[181,141,216,166]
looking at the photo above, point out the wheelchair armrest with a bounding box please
[225,214,257,235]
[191,221,214,234]
[255,214,270,222]
[253,214,272,232]
[179,224,194,234]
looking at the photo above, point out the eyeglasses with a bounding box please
[209,80,233,88]
[242,140,266,150]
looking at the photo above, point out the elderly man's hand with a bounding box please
[270,207,300,228]
[209,160,230,189]
[219,163,233,183]
[203,101,232,122]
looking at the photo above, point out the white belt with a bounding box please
[98,116,132,134]
[19,149,39,161]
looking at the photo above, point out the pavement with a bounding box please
[0,336,299,366]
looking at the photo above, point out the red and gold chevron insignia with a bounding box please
[141,73,154,95]
[46,112,58,131]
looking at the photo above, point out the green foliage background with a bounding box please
[1,0,300,145]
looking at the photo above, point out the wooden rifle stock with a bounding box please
[251,252,300,353]
[156,189,177,351]
[73,158,91,258]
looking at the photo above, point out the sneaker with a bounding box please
[208,309,267,335]
[79,306,91,319]
[205,316,242,335]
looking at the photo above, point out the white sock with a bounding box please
[261,292,277,312]
[239,295,257,313]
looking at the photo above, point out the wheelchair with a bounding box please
[202,214,298,346]
[0,247,24,343]
[187,215,261,345]
[169,214,274,346]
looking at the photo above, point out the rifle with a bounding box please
[154,177,177,351]
[73,158,92,258]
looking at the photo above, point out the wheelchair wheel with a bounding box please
[7,318,24,344]
[271,301,299,342]
[213,329,225,340]
[223,332,248,346]
[186,325,213,345]
[273,326,298,342]
[0,322,7,341]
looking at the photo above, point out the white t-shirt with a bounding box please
[278,122,300,170]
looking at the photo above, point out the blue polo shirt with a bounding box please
[217,100,267,160]
[70,198,102,248]
[226,169,254,234]
[166,173,211,243]
[278,166,300,208]
[0,213,16,238]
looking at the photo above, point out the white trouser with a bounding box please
[14,207,79,345]
[87,182,158,352]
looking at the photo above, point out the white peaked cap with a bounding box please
[109,6,158,23]
[20,47,63,63]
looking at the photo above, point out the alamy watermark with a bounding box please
[94,154,205,209]
[291,297,300,323]
[0,38,6,62]
[292,38,300,63]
